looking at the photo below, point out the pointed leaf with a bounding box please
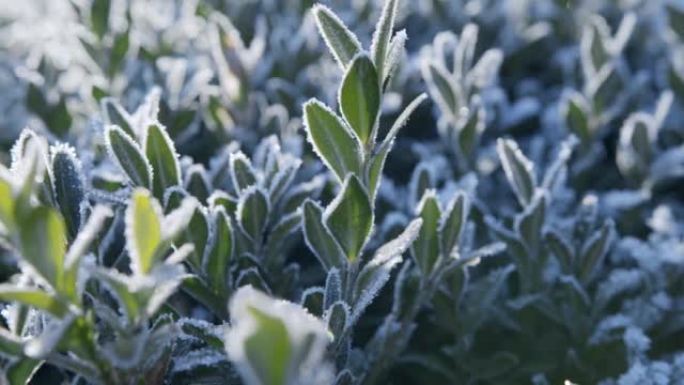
[313,4,362,69]
[303,99,363,182]
[0,286,68,318]
[340,54,380,145]
[144,123,181,199]
[440,192,468,258]
[411,192,441,276]
[324,175,373,262]
[237,187,270,243]
[302,200,346,270]
[230,151,258,193]
[579,221,614,284]
[126,189,162,275]
[371,0,398,82]
[17,207,66,291]
[204,207,233,292]
[497,139,536,207]
[105,125,152,188]
[51,144,85,240]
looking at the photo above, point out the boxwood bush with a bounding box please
[1,0,684,384]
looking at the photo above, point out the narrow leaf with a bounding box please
[303,99,363,182]
[440,192,468,258]
[497,139,536,207]
[204,207,234,292]
[340,54,380,145]
[105,125,152,188]
[237,187,270,243]
[313,4,362,69]
[51,144,85,240]
[126,189,163,275]
[371,0,399,81]
[410,191,441,276]
[302,200,346,270]
[144,123,181,200]
[324,175,373,262]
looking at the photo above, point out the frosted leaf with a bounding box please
[65,205,113,269]
[468,49,503,89]
[352,254,402,323]
[162,196,199,240]
[146,264,190,317]
[177,317,226,342]
[165,243,195,265]
[225,286,333,385]
[172,347,228,373]
[24,314,76,359]
[312,4,362,69]
[324,268,342,310]
[497,138,536,207]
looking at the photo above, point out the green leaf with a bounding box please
[96,269,142,323]
[545,230,574,275]
[184,165,211,203]
[324,301,349,339]
[369,93,427,199]
[579,220,613,284]
[0,286,68,317]
[496,138,537,207]
[457,104,484,162]
[230,151,259,193]
[5,358,42,385]
[352,218,422,319]
[383,30,407,85]
[226,287,331,385]
[440,192,468,258]
[126,189,163,275]
[313,4,362,69]
[102,98,134,136]
[0,329,23,356]
[51,145,85,240]
[179,206,209,270]
[423,62,458,117]
[109,32,129,76]
[182,276,227,319]
[339,54,380,145]
[204,207,234,292]
[302,200,346,270]
[370,0,398,82]
[324,175,373,262]
[105,125,152,188]
[91,0,111,40]
[0,176,15,231]
[368,143,391,203]
[237,187,270,243]
[144,123,181,200]
[411,191,441,276]
[303,99,363,182]
[564,92,591,143]
[17,207,67,291]
[242,307,292,385]
[515,193,545,252]
[64,205,113,301]
[265,212,301,258]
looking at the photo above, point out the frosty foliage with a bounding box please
[0,0,683,384]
